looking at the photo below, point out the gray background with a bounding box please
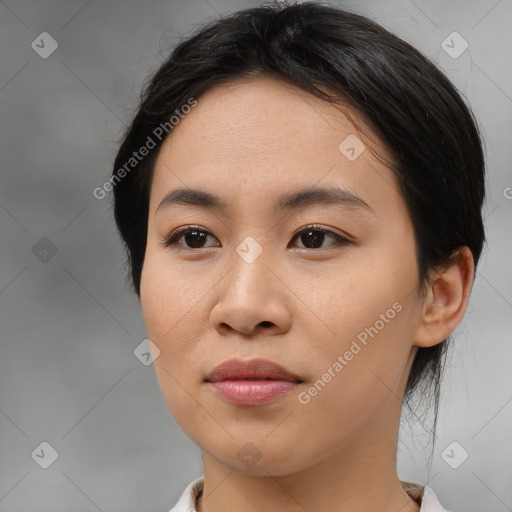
[0,0,511,511]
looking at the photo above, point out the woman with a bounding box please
[111,2,485,511]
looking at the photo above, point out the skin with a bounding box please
[140,76,474,512]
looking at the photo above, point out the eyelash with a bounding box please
[160,224,352,251]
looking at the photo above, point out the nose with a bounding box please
[209,244,292,337]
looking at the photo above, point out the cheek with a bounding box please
[141,250,204,341]
[290,248,416,352]
[290,302,417,465]
[140,256,206,424]
[292,248,419,416]
[140,251,205,389]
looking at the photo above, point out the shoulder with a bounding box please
[170,477,451,512]
[167,476,204,512]
[401,480,452,512]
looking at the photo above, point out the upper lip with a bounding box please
[205,358,303,383]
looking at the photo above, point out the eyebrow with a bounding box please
[155,185,374,217]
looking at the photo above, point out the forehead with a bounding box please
[150,76,399,214]
[157,76,385,159]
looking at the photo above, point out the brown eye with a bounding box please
[290,225,351,250]
[162,226,219,249]
[161,224,351,251]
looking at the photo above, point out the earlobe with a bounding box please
[414,247,475,348]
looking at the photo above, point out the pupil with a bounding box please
[302,229,324,248]
[185,230,206,248]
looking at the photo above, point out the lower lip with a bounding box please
[208,380,300,406]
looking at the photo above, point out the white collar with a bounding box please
[168,477,451,512]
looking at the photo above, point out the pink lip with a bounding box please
[209,380,299,406]
[205,358,303,406]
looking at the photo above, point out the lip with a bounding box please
[205,358,303,383]
[205,358,303,406]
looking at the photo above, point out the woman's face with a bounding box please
[140,76,425,476]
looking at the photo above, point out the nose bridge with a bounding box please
[228,234,270,299]
[210,233,291,336]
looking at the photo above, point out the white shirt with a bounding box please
[168,477,450,512]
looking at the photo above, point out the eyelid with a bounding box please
[292,223,351,241]
[160,224,212,248]
[161,223,353,249]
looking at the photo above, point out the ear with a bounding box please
[414,246,475,348]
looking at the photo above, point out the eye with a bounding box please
[161,224,352,251]
[161,225,219,250]
[289,224,351,250]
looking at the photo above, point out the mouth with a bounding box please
[204,358,304,406]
